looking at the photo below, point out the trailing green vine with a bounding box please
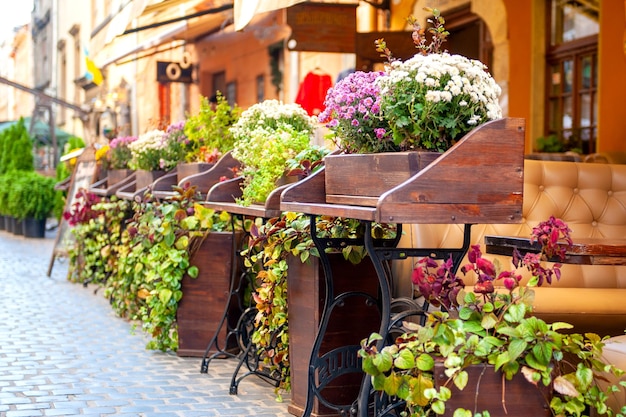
[65,194,132,287]
[99,184,234,351]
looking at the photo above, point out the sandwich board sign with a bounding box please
[47,147,98,276]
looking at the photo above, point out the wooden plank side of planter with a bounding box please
[179,151,242,200]
[176,231,242,357]
[324,151,440,206]
[176,162,214,185]
[377,118,525,224]
[287,254,381,417]
[434,363,551,417]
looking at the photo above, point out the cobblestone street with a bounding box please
[0,229,291,417]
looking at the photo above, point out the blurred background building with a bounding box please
[0,0,624,169]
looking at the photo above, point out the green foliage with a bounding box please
[104,184,236,351]
[0,173,14,215]
[183,92,242,162]
[231,100,316,206]
[359,220,626,416]
[68,197,132,286]
[3,118,35,173]
[4,171,58,220]
[0,130,8,175]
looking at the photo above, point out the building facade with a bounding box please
[2,0,624,161]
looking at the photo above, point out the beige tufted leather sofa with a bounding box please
[394,158,626,337]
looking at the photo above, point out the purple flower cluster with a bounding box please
[318,71,396,153]
[165,120,188,144]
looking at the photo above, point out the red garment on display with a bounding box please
[295,71,332,116]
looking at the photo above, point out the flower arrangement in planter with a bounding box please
[105,136,137,170]
[183,92,242,163]
[127,128,184,172]
[318,70,395,154]
[320,9,502,154]
[359,217,626,416]
[230,99,317,206]
[243,210,397,398]
[106,184,236,351]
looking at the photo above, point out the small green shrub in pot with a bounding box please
[183,92,242,162]
[7,172,58,221]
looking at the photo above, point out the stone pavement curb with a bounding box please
[0,230,292,417]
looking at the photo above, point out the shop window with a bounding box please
[226,82,237,106]
[256,75,265,103]
[545,0,598,154]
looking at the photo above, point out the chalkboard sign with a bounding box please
[47,147,99,276]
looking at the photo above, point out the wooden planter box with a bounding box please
[107,169,133,186]
[176,162,214,185]
[135,169,166,190]
[176,231,243,357]
[281,118,526,225]
[324,151,440,207]
[434,363,551,416]
[287,254,381,417]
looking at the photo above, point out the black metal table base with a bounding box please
[199,214,284,395]
[302,217,473,417]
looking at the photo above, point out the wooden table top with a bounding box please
[485,235,626,266]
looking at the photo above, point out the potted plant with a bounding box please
[0,174,9,230]
[127,129,175,189]
[5,171,57,237]
[359,217,626,416]
[100,135,136,185]
[229,99,317,206]
[317,9,509,207]
[180,93,242,183]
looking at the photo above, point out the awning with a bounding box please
[233,0,306,31]
[95,1,232,68]
[104,0,150,45]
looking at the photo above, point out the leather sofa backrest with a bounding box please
[395,159,626,296]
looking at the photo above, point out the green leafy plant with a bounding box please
[105,184,236,351]
[5,171,58,221]
[536,134,565,153]
[5,118,35,172]
[183,92,241,162]
[230,99,316,205]
[359,217,626,417]
[65,194,132,287]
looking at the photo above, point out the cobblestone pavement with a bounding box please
[0,229,292,417]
